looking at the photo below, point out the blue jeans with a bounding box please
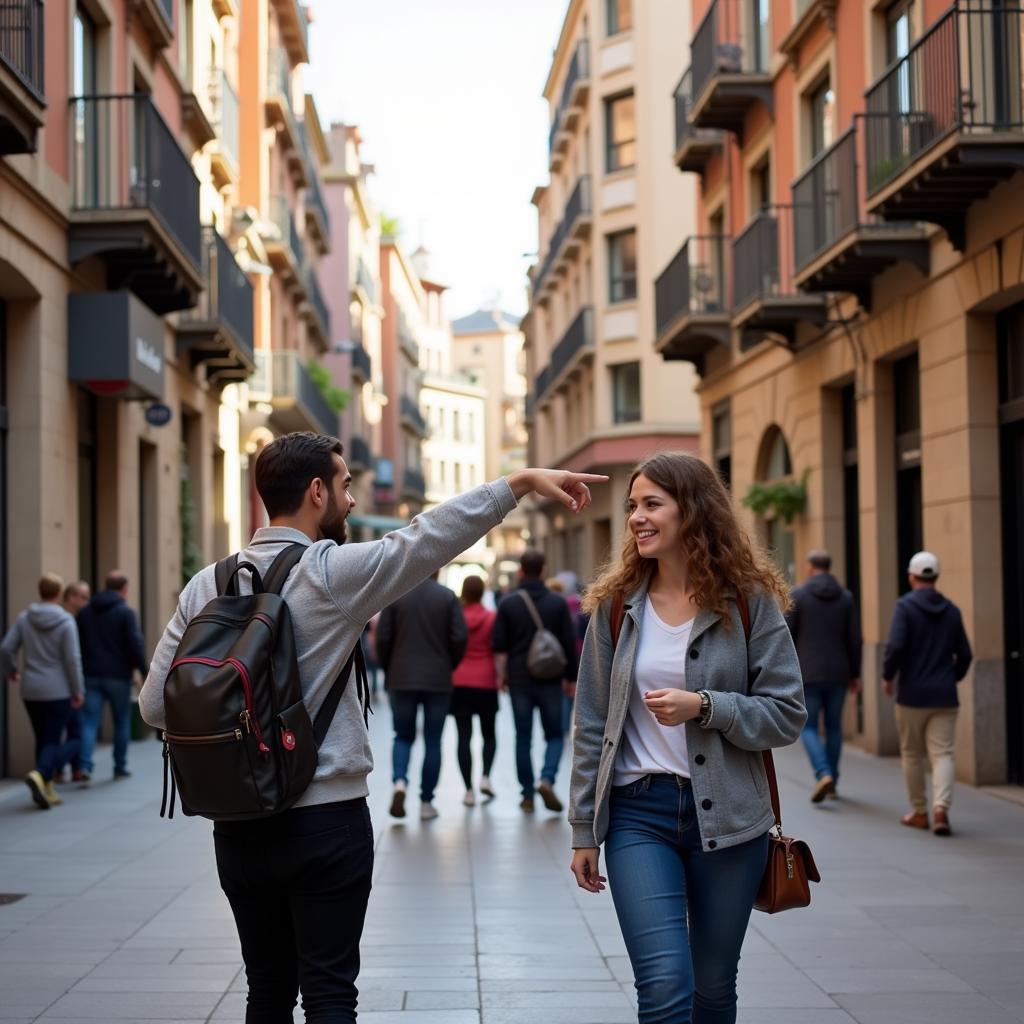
[605,774,768,1024]
[389,691,450,802]
[801,684,847,783]
[81,676,133,774]
[509,682,564,798]
[23,699,80,782]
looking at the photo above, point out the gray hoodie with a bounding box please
[0,603,84,702]
[140,479,518,807]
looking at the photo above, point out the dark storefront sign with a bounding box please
[68,291,166,401]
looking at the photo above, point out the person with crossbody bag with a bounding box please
[568,452,808,1024]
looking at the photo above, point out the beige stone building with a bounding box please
[524,0,701,584]
[661,0,1024,786]
[0,0,260,774]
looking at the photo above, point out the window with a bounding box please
[712,402,732,488]
[73,8,98,206]
[73,7,97,95]
[752,0,770,72]
[758,427,795,582]
[607,0,632,35]
[893,352,922,596]
[751,157,771,213]
[809,77,836,159]
[608,229,637,303]
[611,362,641,423]
[886,0,914,65]
[604,92,636,172]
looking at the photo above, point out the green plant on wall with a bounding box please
[180,448,203,587]
[307,358,349,413]
[379,213,400,238]
[742,468,810,524]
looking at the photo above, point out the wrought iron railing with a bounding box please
[348,434,371,469]
[269,194,306,269]
[400,394,428,435]
[183,227,254,357]
[403,467,426,497]
[534,175,592,291]
[208,68,240,172]
[549,305,594,383]
[864,3,1024,195]
[299,121,331,238]
[253,350,337,435]
[548,39,590,153]
[733,205,799,311]
[69,93,201,270]
[304,264,331,341]
[0,0,44,100]
[350,343,372,381]
[655,236,728,337]
[691,0,754,105]
[266,48,294,111]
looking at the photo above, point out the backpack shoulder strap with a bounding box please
[262,543,308,596]
[215,554,240,596]
[313,642,369,745]
[516,590,545,632]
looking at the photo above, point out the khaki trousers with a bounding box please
[894,705,958,813]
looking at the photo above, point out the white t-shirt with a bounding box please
[614,595,695,786]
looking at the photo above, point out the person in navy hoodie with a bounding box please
[883,551,972,836]
[77,571,148,781]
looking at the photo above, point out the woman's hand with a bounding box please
[570,848,606,893]
[643,688,702,727]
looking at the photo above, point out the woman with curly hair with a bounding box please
[568,452,806,1024]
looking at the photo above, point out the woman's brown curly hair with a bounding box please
[583,451,790,621]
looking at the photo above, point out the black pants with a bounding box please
[449,687,498,790]
[213,799,374,1023]
[23,699,79,781]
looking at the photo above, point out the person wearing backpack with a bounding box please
[139,432,605,1024]
[492,549,577,814]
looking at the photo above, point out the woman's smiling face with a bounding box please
[626,474,682,560]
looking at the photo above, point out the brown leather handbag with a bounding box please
[735,593,821,914]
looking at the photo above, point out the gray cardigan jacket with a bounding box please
[569,582,806,853]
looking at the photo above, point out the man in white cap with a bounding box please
[882,551,973,835]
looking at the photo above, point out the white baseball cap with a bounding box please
[908,551,940,579]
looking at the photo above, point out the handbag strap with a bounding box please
[735,591,783,833]
[516,589,546,633]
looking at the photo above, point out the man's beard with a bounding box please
[318,490,348,545]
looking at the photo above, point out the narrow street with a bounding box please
[1,701,1023,1024]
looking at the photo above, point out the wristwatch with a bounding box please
[697,689,714,728]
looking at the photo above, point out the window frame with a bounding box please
[607,228,638,304]
[604,91,636,173]
[606,0,632,36]
[611,361,642,424]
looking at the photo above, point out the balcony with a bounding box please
[265,49,303,171]
[251,349,339,436]
[792,124,929,309]
[690,0,773,136]
[265,195,307,287]
[674,68,724,174]
[535,306,594,408]
[347,434,372,474]
[654,236,731,372]
[354,255,377,305]
[134,0,174,50]
[548,39,590,172]
[350,343,372,383]
[732,205,826,348]
[534,175,593,300]
[300,265,331,350]
[400,394,429,438]
[271,0,310,67]
[402,467,427,502]
[206,68,240,186]
[302,161,330,255]
[178,227,255,385]
[864,3,1024,253]
[0,0,45,155]
[69,94,203,315]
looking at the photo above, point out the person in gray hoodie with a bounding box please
[140,431,605,1024]
[1,573,85,809]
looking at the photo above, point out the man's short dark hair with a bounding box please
[807,549,831,571]
[254,432,345,519]
[520,549,546,579]
[105,571,128,592]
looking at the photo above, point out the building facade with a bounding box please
[524,0,702,584]
[662,0,1024,786]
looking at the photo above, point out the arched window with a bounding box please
[756,426,796,583]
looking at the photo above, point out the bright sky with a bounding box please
[305,0,568,321]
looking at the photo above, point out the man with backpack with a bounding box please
[492,549,578,814]
[139,432,604,1023]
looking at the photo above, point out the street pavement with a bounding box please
[1,696,1023,1024]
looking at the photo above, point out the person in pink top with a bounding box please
[451,575,501,806]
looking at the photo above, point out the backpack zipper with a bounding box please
[164,727,243,744]
[169,656,270,757]
[189,612,275,637]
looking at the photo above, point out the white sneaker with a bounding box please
[480,775,496,799]
[420,801,439,820]
[462,789,475,807]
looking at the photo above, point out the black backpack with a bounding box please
[160,543,368,821]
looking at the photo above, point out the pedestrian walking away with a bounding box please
[377,571,467,821]
[76,571,148,781]
[140,430,607,1024]
[450,574,501,806]
[0,574,85,809]
[569,452,806,1024]
[54,580,91,784]
[492,549,578,813]
[785,549,862,802]
[883,551,973,836]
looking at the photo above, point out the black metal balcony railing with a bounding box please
[348,434,371,469]
[356,255,376,303]
[674,67,699,152]
[269,194,306,270]
[655,236,728,337]
[207,67,239,172]
[548,39,590,154]
[183,227,255,356]
[691,0,750,104]
[0,0,44,100]
[299,122,331,238]
[534,175,592,292]
[549,305,594,383]
[253,350,338,436]
[304,264,331,341]
[733,205,798,312]
[864,3,1024,196]
[400,394,428,436]
[70,94,202,271]
[157,0,173,25]
[267,48,294,110]
[350,342,372,381]
[403,467,426,497]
